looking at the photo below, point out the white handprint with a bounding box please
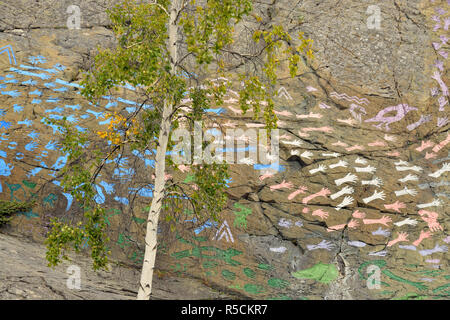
[362,177,383,187]
[396,165,423,172]
[322,152,341,158]
[282,139,303,147]
[335,173,358,186]
[417,199,443,208]
[395,187,418,197]
[429,162,450,178]
[355,157,368,165]
[372,227,390,237]
[398,174,419,183]
[355,165,377,173]
[336,196,354,211]
[384,134,397,141]
[368,250,387,257]
[330,186,354,200]
[329,160,348,169]
[363,190,385,204]
[301,151,313,159]
[309,164,326,174]
[394,218,418,227]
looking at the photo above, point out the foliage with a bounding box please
[45,0,314,276]
[44,118,110,270]
[0,200,36,227]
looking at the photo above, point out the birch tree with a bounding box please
[45,0,313,300]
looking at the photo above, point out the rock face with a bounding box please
[0,232,231,299]
[0,0,449,300]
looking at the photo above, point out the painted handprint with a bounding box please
[270,180,294,191]
[329,160,348,169]
[312,209,329,220]
[355,157,368,165]
[368,140,387,147]
[393,218,418,227]
[301,151,313,159]
[419,244,448,257]
[335,196,354,211]
[354,165,377,173]
[398,174,418,183]
[361,177,383,187]
[429,162,450,178]
[309,164,327,175]
[330,186,354,200]
[327,219,359,232]
[387,232,409,247]
[363,215,392,226]
[416,140,434,152]
[288,186,308,200]
[259,171,274,181]
[307,240,335,251]
[412,230,431,247]
[363,190,385,204]
[417,199,443,209]
[418,210,443,232]
[337,118,357,126]
[346,145,365,152]
[372,227,391,237]
[335,173,358,186]
[394,187,418,197]
[384,201,406,213]
[352,210,366,219]
[302,188,331,205]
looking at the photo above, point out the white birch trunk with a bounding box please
[137,1,179,300]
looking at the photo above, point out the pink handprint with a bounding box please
[327,223,347,232]
[302,126,334,133]
[413,230,431,247]
[385,151,400,157]
[416,140,434,152]
[352,210,366,219]
[337,118,357,126]
[327,219,358,232]
[363,215,392,226]
[270,180,294,191]
[387,232,409,247]
[312,209,329,220]
[384,201,406,213]
[302,188,331,204]
[346,145,365,152]
[332,141,349,147]
[418,210,443,232]
[368,140,387,147]
[259,171,274,181]
[348,219,359,229]
[428,221,444,232]
[274,110,292,117]
[432,133,450,153]
[288,186,308,200]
